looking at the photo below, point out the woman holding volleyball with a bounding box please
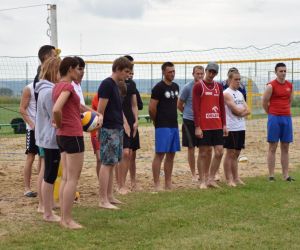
[52,57,101,229]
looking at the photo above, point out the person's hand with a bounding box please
[52,121,58,128]
[132,121,138,137]
[124,121,130,137]
[223,126,228,137]
[195,127,203,138]
[96,114,103,129]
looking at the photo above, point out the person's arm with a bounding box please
[192,83,203,138]
[148,98,159,123]
[224,92,247,117]
[135,88,143,110]
[262,84,273,114]
[52,91,71,128]
[177,99,185,113]
[123,113,130,137]
[97,98,108,116]
[131,94,138,137]
[19,87,35,129]
[290,84,293,105]
[219,85,228,136]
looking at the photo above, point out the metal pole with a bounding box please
[254,61,257,77]
[86,63,89,104]
[291,60,294,83]
[219,62,222,82]
[151,63,153,90]
[184,61,187,84]
[49,4,58,48]
[25,62,28,85]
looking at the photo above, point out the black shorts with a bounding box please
[56,136,85,154]
[198,129,224,146]
[182,119,198,147]
[44,148,60,184]
[224,131,245,150]
[25,129,39,154]
[123,129,140,151]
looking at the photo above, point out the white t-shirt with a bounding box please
[224,87,246,131]
[26,82,36,130]
[71,81,85,105]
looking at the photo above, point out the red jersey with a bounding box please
[268,79,292,116]
[193,80,226,130]
[91,93,99,111]
[52,82,83,136]
[91,93,99,137]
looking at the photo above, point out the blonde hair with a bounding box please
[228,71,240,80]
[39,57,61,83]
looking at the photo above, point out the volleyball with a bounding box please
[81,111,99,132]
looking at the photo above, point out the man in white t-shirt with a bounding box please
[72,56,86,105]
[223,71,250,187]
[19,82,41,197]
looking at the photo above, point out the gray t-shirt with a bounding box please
[179,81,194,121]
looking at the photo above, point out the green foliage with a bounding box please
[0,88,13,96]
[2,172,300,249]
[292,96,300,107]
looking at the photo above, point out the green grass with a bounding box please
[2,172,300,249]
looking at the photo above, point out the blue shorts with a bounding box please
[38,147,45,158]
[100,128,123,166]
[267,114,293,143]
[155,128,180,153]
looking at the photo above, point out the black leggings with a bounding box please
[44,148,61,184]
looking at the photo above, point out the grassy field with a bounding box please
[1,172,300,249]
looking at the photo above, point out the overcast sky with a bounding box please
[0,0,299,57]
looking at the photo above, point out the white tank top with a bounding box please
[224,87,246,131]
[72,81,85,105]
[26,82,36,130]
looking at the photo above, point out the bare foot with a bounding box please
[154,184,163,192]
[214,174,221,182]
[118,187,130,195]
[37,206,44,213]
[207,180,220,188]
[99,202,120,210]
[199,182,208,189]
[192,176,198,183]
[109,198,124,205]
[60,220,83,229]
[227,181,237,187]
[43,214,61,222]
[164,183,172,190]
[131,183,142,192]
[235,179,245,185]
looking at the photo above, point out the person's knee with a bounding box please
[214,148,224,159]
[123,149,130,159]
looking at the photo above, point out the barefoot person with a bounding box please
[149,62,180,191]
[52,57,89,229]
[177,65,204,183]
[19,82,40,198]
[33,45,57,210]
[35,57,61,221]
[97,57,132,209]
[91,93,101,177]
[223,70,250,187]
[117,57,140,195]
[262,63,294,182]
[193,62,227,189]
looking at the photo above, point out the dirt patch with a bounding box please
[0,118,299,234]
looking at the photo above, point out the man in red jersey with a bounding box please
[193,62,227,189]
[262,63,294,182]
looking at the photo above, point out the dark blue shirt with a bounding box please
[98,77,123,129]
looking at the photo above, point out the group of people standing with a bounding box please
[19,44,294,230]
